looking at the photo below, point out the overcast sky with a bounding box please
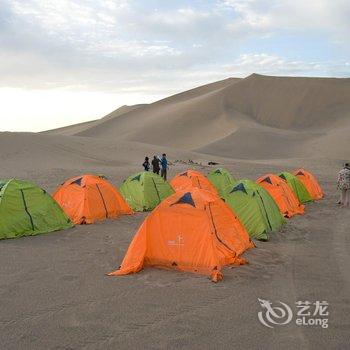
[1,0,349,131]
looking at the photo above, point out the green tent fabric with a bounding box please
[0,179,73,240]
[120,172,175,211]
[207,168,237,196]
[278,172,312,204]
[222,179,285,241]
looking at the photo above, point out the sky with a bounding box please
[0,0,349,132]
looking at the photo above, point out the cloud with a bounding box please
[0,0,349,95]
[222,0,350,41]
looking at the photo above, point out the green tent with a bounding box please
[207,168,237,196]
[120,172,175,211]
[222,179,285,241]
[0,179,73,240]
[278,172,312,204]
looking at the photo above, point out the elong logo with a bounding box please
[258,299,293,328]
[258,299,329,329]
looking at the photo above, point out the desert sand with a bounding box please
[1,74,350,349]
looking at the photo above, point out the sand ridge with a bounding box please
[45,74,350,160]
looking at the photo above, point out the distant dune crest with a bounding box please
[44,74,350,159]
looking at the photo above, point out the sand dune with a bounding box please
[45,104,146,136]
[222,74,350,129]
[44,74,350,160]
[75,77,240,148]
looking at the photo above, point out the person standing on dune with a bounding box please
[152,156,160,175]
[337,163,350,207]
[161,154,168,180]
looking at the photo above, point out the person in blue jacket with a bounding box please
[160,154,168,180]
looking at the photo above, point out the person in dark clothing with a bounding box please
[152,156,160,175]
[160,153,168,180]
[142,157,150,171]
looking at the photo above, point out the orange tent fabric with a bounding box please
[293,169,324,200]
[53,175,133,224]
[170,170,218,195]
[109,188,254,282]
[257,174,305,218]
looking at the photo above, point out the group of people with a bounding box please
[143,154,168,180]
[338,163,350,207]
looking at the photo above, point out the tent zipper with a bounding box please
[96,184,108,218]
[20,189,35,231]
[281,186,293,208]
[151,178,161,202]
[294,180,301,201]
[207,203,235,255]
[256,190,273,231]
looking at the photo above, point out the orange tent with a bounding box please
[170,170,218,195]
[108,188,254,282]
[257,174,305,218]
[53,175,133,224]
[293,169,324,200]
